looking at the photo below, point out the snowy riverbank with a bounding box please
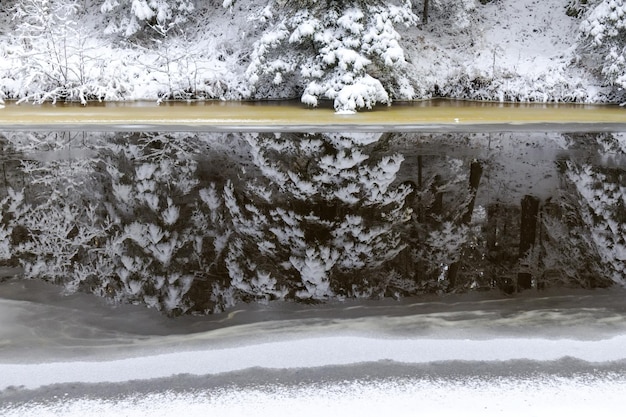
[1,0,625,111]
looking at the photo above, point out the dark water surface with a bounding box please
[0,130,624,316]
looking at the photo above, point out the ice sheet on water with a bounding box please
[1,279,626,352]
[2,279,626,412]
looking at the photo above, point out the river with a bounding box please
[1,103,626,415]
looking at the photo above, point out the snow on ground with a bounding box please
[477,0,576,77]
[1,279,626,415]
[398,0,593,101]
[2,372,626,417]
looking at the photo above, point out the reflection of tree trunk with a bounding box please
[430,174,443,217]
[462,160,483,224]
[417,155,425,223]
[518,195,540,290]
[412,155,424,281]
[486,203,499,286]
[448,160,483,288]
[486,204,498,251]
[2,162,7,191]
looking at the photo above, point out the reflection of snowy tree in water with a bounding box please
[1,131,624,316]
[555,132,626,286]
[0,131,413,313]
[223,132,412,301]
[0,132,205,314]
[94,132,205,314]
[393,135,486,293]
[0,132,111,290]
[394,131,622,293]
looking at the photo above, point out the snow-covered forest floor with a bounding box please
[407,0,593,101]
[0,0,624,110]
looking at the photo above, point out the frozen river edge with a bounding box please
[2,359,626,416]
[2,280,626,415]
[3,334,626,391]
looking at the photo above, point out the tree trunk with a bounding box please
[423,0,430,25]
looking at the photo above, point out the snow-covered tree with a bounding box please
[238,0,418,112]
[100,0,195,37]
[579,0,626,98]
[11,0,117,103]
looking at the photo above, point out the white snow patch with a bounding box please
[2,376,626,417]
[2,335,626,390]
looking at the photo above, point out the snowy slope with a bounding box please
[403,0,592,101]
[478,0,577,78]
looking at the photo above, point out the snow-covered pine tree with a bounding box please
[233,0,418,112]
[579,0,626,100]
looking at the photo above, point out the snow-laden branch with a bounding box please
[245,1,418,112]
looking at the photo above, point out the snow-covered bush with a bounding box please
[566,0,593,17]
[242,0,418,112]
[100,0,195,37]
[441,71,592,103]
[132,30,235,100]
[579,0,626,97]
[10,0,125,103]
